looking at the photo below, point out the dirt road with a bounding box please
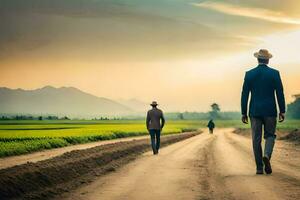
[63,128,300,200]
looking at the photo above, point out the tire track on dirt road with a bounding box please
[62,128,300,200]
[223,131,300,200]
[62,132,215,200]
[209,129,300,200]
[225,131,300,177]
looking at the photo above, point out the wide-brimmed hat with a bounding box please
[150,101,158,106]
[254,49,273,59]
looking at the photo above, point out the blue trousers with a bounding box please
[250,117,276,170]
[149,129,161,153]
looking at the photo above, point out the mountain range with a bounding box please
[0,86,147,117]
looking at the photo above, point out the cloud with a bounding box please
[0,0,254,62]
[192,1,300,25]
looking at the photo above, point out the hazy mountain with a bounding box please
[0,86,133,117]
[117,98,149,113]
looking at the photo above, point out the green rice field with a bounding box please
[0,120,203,157]
[0,119,299,157]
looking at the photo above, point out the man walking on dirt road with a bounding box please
[207,119,215,134]
[146,101,165,155]
[241,49,286,175]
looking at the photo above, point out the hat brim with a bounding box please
[254,52,273,59]
[150,103,158,106]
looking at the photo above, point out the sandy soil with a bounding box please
[63,128,300,200]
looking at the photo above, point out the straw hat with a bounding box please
[150,101,158,106]
[254,49,273,59]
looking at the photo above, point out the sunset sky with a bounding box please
[0,0,300,112]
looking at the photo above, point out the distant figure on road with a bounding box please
[241,49,286,175]
[207,119,215,134]
[146,101,165,155]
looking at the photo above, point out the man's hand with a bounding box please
[279,113,285,123]
[242,115,248,124]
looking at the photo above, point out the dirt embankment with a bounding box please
[233,128,300,143]
[279,129,300,142]
[0,132,200,200]
[0,135,151,170]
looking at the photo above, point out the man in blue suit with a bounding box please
[241,49,285,175]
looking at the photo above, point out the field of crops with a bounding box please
[0,120,206,157]
[0,119,299,157]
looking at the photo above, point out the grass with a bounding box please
[0,119,298,157]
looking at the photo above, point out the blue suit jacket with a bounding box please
[241,64,285,117]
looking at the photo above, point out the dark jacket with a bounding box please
[207,120,215,129]
[241,64,285,117]
[146,108,165,130]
